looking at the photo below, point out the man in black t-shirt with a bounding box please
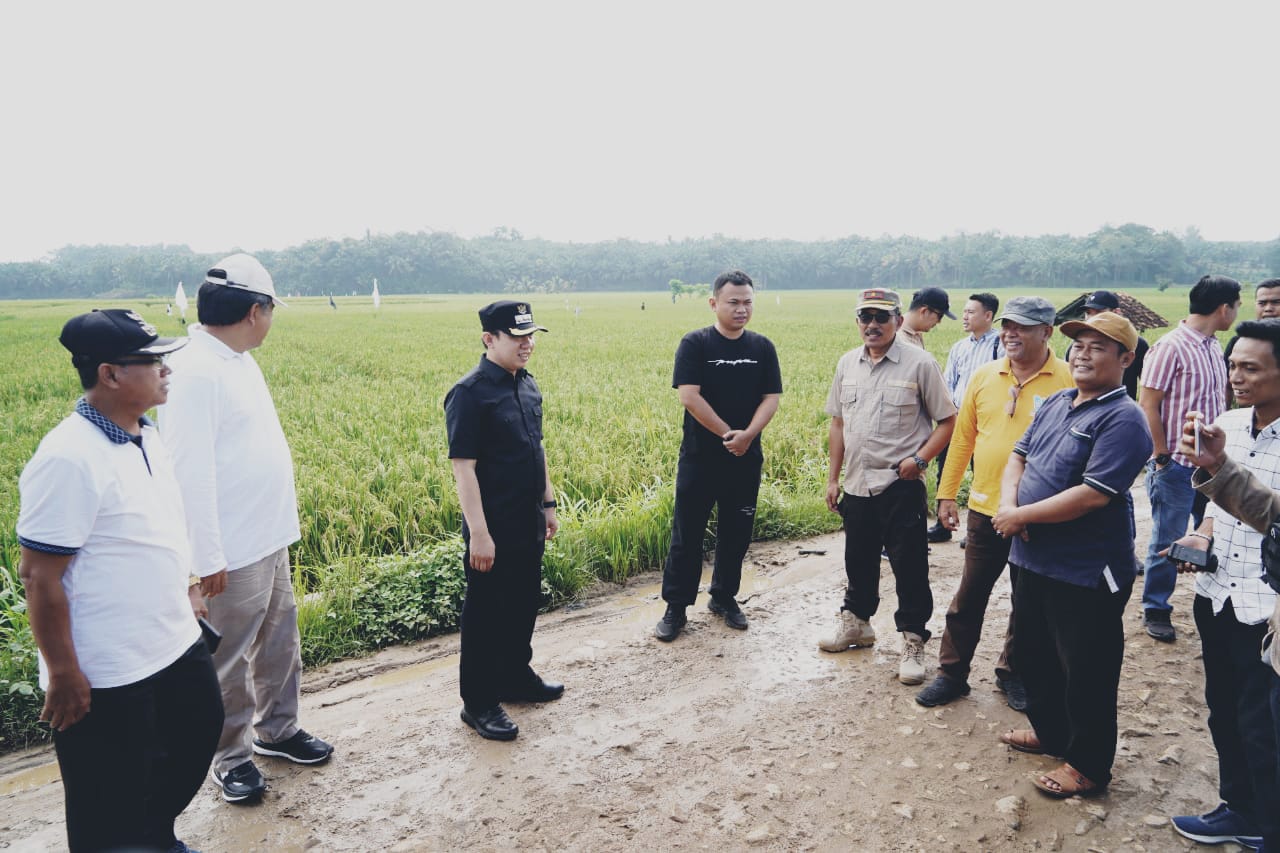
[655,270,783,641]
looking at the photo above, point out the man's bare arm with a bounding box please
[450,459,495,572]
[18,547,89,731]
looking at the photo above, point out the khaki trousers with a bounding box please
[206,547,302,774]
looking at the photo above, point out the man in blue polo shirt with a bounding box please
[992,312,1151,798]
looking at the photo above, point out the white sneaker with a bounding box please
[899,632,927,684]
[817,610,876,652]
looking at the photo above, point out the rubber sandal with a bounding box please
[1032,763,1099,799]
[999,729,1044,754]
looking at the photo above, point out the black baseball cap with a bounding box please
[59,309,187,367]
[479,300,549,336]
[1083,290,1120,311]
[910,287,956,320]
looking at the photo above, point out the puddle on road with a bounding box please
[0,760,59,796]
[368,652,456,689]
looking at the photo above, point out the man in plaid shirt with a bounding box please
[1165,319,1279,849]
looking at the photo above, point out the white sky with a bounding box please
[2,1,1276,262]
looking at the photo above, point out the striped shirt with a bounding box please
[1199,407,1279,625]
[1141,320,1228,468]
[942,329,1004,408]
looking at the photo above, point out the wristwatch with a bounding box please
[912,455,928,470]
[1154,453,1172,466]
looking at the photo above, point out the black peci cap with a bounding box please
[479,300,549,336]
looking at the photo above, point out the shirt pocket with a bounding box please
[880,386,920,435]
[1061,427,1095,477]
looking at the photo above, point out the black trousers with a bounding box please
[662,453,762,607]
[1194,595,1280,842]
[460,537,545,710]
[52,640,223,853]
[1013,567,1130,787]
[839,478,932,640]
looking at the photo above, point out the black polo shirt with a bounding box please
[445,355,546,547]
[672,326,783,461]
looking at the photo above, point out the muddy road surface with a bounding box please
[0,485,1237,851]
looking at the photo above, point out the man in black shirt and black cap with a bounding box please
[445,300,563,741]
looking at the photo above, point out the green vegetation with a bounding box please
[1,223,1277,299]
[0,287,1247,750]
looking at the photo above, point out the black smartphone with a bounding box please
[198,617,222,654]
[1169,542,1217,572]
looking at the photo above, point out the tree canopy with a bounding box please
[1,224,1276,299]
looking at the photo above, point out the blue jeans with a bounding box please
[1142,460,1195,614]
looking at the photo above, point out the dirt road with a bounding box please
[0,485,1238,851]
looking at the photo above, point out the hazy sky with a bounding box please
[2,1,1276,262]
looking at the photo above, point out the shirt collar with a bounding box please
[1176,319,1216,344]
[190,325,242,360]
[478,354,526,382]
[969,328,997,343]
[998,351,1060,377]
[859,337,902,364]
[75,398,152,445]
[1066,385,1127,409]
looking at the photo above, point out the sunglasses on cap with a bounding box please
[857,310,895,325]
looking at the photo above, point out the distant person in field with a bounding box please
[1138,275,1240,643]
[445,300,563,741]
[916,296,1074,711]
[897,286,954,352]
[1074,290,1149,400]
[1223,278,1280,405]
[18,309,221,852]
[928,292,1003,544]
[995,312,1151,799]
[159,254,333,805]
[654,270,783,641]
[818,287,956,687]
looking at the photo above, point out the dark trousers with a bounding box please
[662,453,762,606]
[1194,595,1280,842]
[1013,566,1131,787]
[52,640,223,853]
[460,538,544,710]
[839,478,932,640]
[937,510,1019,682]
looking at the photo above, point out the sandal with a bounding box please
[1032,763,1100,798]
[999,729,1044,754]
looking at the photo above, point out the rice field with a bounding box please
[0,286,1236,747]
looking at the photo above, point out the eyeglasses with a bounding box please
[1006,381,1026,417]
[111,355,168,368]
[857,310,894,325]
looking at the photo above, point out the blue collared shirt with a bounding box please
[943,329,1004,407]
[1010,387,1152,588]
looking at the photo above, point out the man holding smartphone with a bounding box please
[1163,319,1280,849]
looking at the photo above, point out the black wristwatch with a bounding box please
[1154,453,1172,466]
[912,455,928,470]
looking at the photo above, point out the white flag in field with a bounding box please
[372,278,381,309]
[175,282,189,319]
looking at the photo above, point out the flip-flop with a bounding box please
[1032,763,1100,798]
[999,729,1044,754]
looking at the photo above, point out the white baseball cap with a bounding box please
[204,253,287,307]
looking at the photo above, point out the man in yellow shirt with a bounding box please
[916,296,1075,709]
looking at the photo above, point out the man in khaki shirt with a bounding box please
[819,288,958,685]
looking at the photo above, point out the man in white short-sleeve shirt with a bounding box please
[159,254,332,805]
[18,308,222,852]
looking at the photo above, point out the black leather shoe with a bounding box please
[461,705,519,741]
[655,604,687,642]
[915,674,970,707]
[708,596,749,630]
[927,523,952,543]
[1144,609,1176,643]
[996,673,1028,712]
[500,678,565,703]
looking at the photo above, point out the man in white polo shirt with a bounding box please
[18,308,222,852]
[160,254,332,805]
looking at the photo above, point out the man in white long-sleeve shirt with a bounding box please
[159,254,332,805]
